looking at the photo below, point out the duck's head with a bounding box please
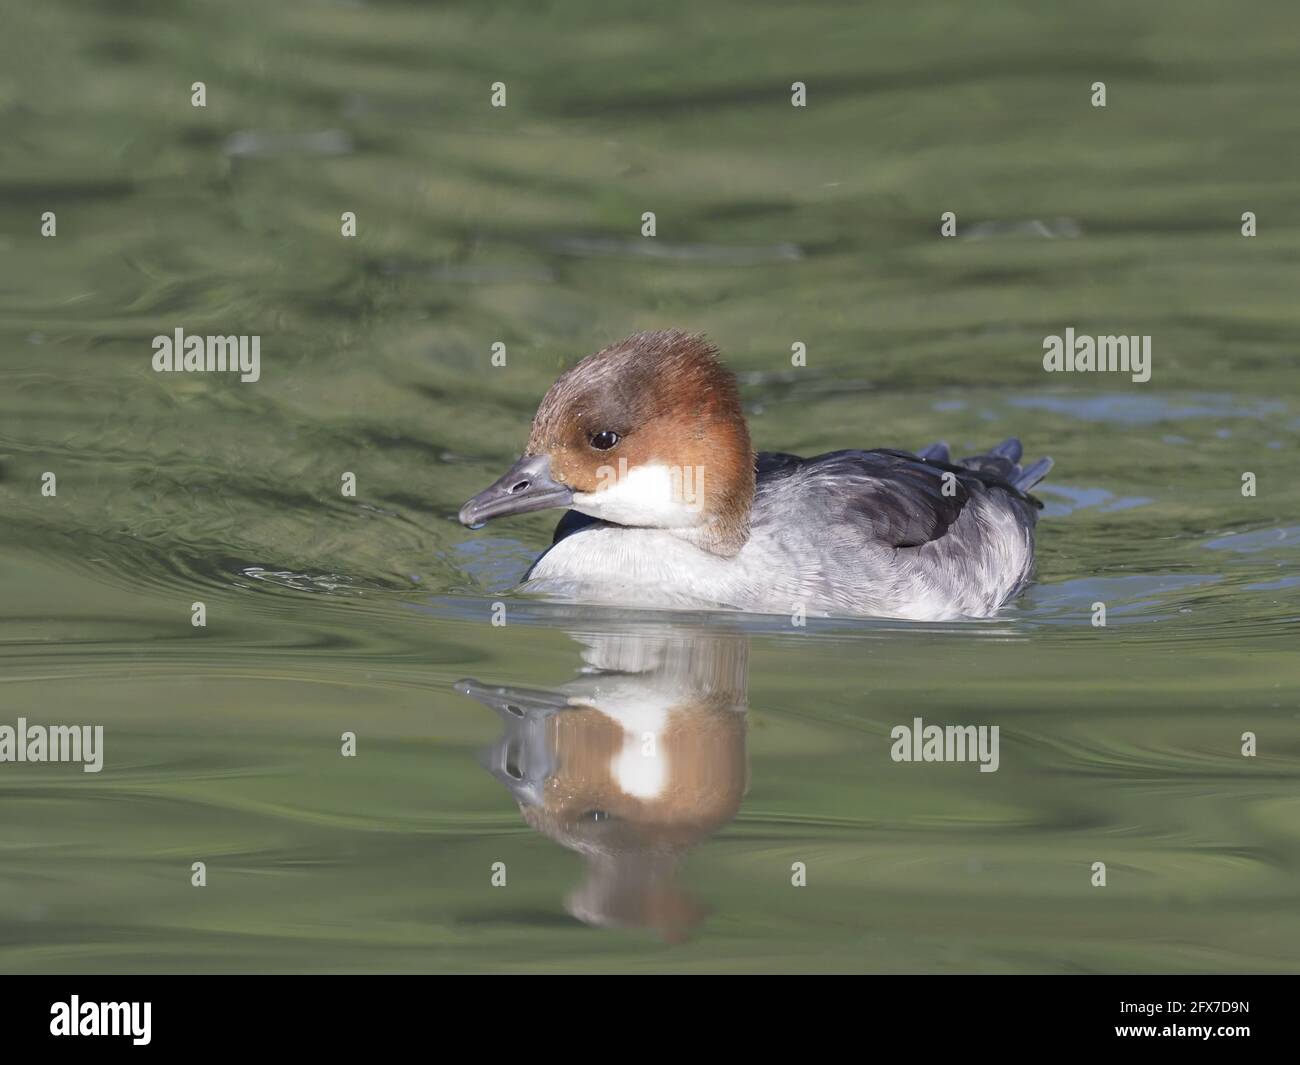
[457,330,756,556]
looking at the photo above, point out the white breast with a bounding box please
[527,525,742,609]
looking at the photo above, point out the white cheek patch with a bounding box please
[611,734,667,799]
[587,695,670,801]
[574,462,705,528]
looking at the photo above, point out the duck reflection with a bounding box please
[456,627,749,942]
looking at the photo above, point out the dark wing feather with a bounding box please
[754,449,971,549]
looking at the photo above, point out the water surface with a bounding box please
[1,0,1297,973]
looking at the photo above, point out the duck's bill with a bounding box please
[458,453,574,526]
[453,678,573,717]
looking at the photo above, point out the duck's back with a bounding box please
[528,440,1051,621]
[743,442,1050,619]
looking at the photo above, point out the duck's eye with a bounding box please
[589,430,620,450]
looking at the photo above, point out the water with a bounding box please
[1,0,1298,973]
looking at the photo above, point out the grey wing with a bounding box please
[752,447,1042,616]
[754,449,974,548]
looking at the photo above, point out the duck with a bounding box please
[457,330,1052,620]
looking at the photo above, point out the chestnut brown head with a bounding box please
[459,330,756,555]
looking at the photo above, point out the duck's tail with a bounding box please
[917,438,1053,493]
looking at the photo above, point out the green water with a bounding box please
[1,0,1298,973]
